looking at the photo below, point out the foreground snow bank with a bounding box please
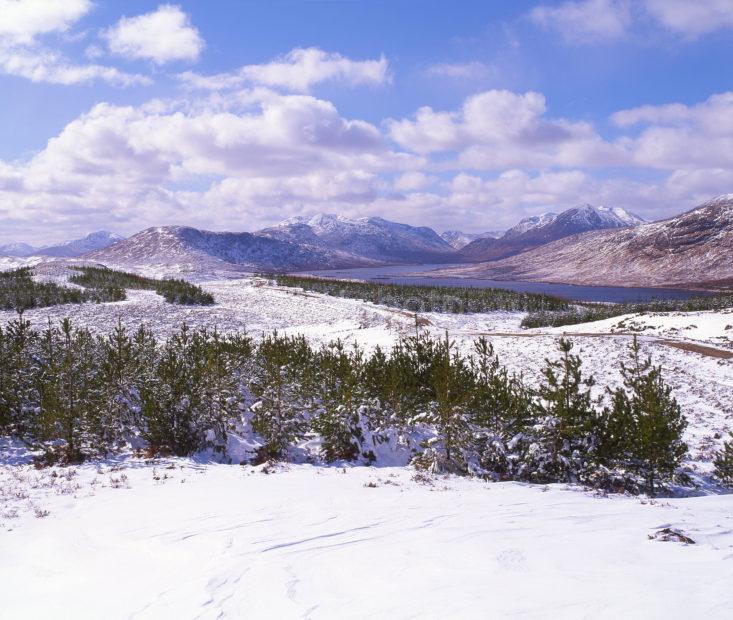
[1,461,732,619]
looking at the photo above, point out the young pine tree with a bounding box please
[612,337,687,494]
[423,332,475,473]
[469,336,535,479]
[534,338,597,482]
[139,324,207,456]
[311,340,376,463]
[0,314,39,440]
[712,433,733,486]
[95,319,138,451]
[36,319,102,462]
[250,334,310,461]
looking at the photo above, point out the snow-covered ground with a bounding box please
[1,458,732,619]
[2,275,733,618]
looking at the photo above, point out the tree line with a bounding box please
[1,315,720,495]
[0,268,123,311]
[268,273,733,329]
[271,275,570,314]
[0,266,214,312]
[521,294,733,328]
[69,266,215,305]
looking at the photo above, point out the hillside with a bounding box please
[433,195,733,289]
[459,205,644,262]
[440,229,504,249]
[88,215,462,274]
[259,213,460,264]
[0,232,123,258]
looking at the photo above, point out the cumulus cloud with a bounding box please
[0,90,408,240]
[644,0,733,38]
[388,89,619,169]
[1,83,732,241]
[178,47,389,92]
[0,0,92,44]
[393,172,435,192]
[0,0,149,86]
[104,4,204,64]
[613,92,733,171]
[0,45,151,86]
[529,0,631,43]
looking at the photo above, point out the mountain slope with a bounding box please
[85,226,361,273]
[440,230,504,249]
[460,205,644,262]
[259,213,460,264]
[39,231,124,257]
[432,196,733,288]
[0,242,35,257]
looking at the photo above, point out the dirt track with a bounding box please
[469,330,733,360]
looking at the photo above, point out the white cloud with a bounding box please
[0,45,151,86]
[0,0,150,86]
[0,90,406,240]
[104,4,204,64]
[1,84,732,242]
[644,0,733,38]
[393,172,434,192]
[0,0,91,44]
[388,89,619,169]
[426,61,492,80]
[179,47,389,92]
[613,93,733,170]
[530,0,631,43]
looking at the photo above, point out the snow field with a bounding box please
[1,461,732,619]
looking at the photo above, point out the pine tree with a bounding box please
[533,338,597,482]
[311,340,375,463]
[422,332,474,473]
[713,433,733,486]
[198,328,243,453]
[250,334,309,461]
[139,323,206,456]
[615,337,687,494]
[36,319,101,462]
[94,319,138,452]
[469,337,535,479]
[0,313,39,439]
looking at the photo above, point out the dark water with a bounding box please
[295,264,708,303]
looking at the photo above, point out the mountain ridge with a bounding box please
[459,204,644,262]
[429,196,733,289]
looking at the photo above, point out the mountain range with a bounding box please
[458,205,645,262]
[429,195,733,289]
[0,231,124,258]
[86,215,461,273]
[84,206,647,274]
[3,198,730,289]
[439,230,504,249]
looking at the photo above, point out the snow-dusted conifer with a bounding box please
[713,433,733,486]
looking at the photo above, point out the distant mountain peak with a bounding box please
[460,203,644,262]
[0,230,124,258]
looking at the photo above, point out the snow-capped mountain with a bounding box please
[502,212,558,239]
[38,231,125,257]
[85,226,352,274]
[0,231,124,258]
[0,242,35,257]
[440,230,504,249]
[258,213,460,264]
[460,205,644,262]
[432,196,733,288]
[86,216,461,274]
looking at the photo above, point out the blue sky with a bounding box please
[1,0,732,243]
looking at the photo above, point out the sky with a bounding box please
[1,0,733,244]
